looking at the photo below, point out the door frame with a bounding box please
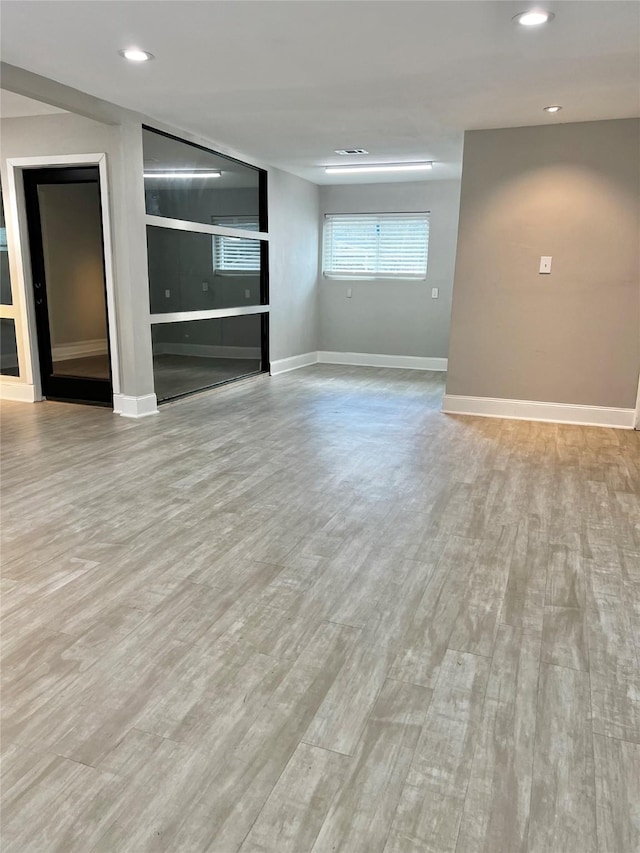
[5,153,120,402]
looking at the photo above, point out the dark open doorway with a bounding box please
[23,166,112,406]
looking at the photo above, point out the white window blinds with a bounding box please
[212,216,260,273]
[323,212,429,279]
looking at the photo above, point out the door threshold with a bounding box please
[44,396,112,408]
[160,371,269,407]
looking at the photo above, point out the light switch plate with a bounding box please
[347,288,352,298]
[539,256,552,274]
[431,287,439,298]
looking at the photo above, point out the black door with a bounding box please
[23,167,112,406]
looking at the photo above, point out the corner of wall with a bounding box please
[267,167,320,364]
[112,392,158,418]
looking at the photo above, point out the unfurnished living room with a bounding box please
[0,1,639,851]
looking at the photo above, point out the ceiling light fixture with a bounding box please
[334,148,369,155]
[143,170,222,179]
[325,162,433,175]
[513,10,554,26]
[119,48,154,62]
[543,105,562,113]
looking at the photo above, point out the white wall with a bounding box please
[268,168,320,362]
[318,180,461,359]
[0,111,155,402]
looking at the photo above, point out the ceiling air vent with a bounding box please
[334,148,369,155]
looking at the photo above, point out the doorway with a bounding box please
[23,166,112,405]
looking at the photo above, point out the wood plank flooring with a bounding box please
[1,364,639,852]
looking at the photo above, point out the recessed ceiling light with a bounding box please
[334,149,369,155]
[325,162,433,175]
[543,105,562,113]
[143,170,221,179]
[513,10,554,26]
[119,48,154,62]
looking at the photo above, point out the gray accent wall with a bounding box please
[268,168,320,361]
[318,180,461,358]
[447,119,640,409]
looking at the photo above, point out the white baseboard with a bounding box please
[318,351,448,371]
[269,351,448,375]
[270,352,318,375]
[442,394,635,429]
[0,381,37,402]
[154,342,261,360]
[113,393,159,418]
[52,339,108,361]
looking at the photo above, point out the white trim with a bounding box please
[7,154,107,168]
[96,154,120,395]
[442,395,635,429]
[0,380,37,402]
[154,342,261,360]
[150,305,269,324]
[270,352,318,375]
[268,351,447,374]
[634,372,640,430]
[4,161,38,390]
[5,153,121,401]
[112,393,159,418]
[145,214,269,242]
[317,351,448,371]
[323,274,427,281]
[52,338,108,361]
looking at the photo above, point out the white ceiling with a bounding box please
[0,90,67,118]
[1,1,638,185]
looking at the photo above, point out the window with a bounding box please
[323,212,429,279]
[212,216,260,273]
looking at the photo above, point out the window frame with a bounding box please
[322,211,430,281]
[211,215,261,276]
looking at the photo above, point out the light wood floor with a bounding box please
[1,365,639,853]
